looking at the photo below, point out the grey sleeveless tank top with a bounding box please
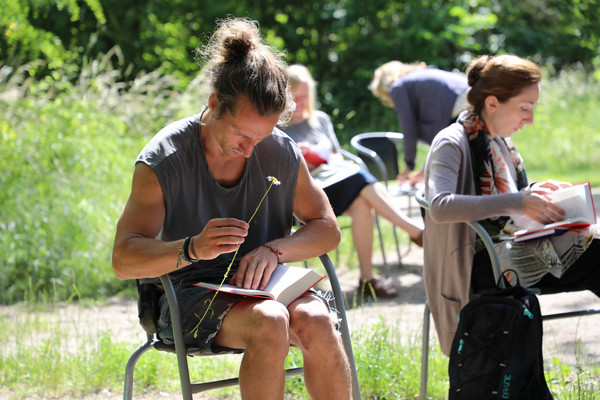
[137,112,302,283]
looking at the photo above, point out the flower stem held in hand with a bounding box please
[189,176,281,338]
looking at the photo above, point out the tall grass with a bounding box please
[0,52,208,303]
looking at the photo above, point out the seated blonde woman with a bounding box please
[281,64,424,298]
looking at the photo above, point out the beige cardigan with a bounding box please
[423,123,524,355]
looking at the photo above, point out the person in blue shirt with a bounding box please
[370,60,469,185]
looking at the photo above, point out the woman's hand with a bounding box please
[522,187,566,224]
[530,179,572,192]
[297,142,313,155]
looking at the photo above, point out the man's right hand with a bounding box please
[191,218,249,260]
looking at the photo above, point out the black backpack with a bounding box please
[448,284,554,400]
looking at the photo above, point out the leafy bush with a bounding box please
[0,54,206,303]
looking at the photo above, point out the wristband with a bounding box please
[189,235,200,259]
[182,236,200,263]
[261,243,282,264]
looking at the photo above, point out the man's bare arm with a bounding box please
[112,163,249,279]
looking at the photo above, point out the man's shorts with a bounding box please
[157,284,338,355]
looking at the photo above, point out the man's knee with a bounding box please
[247,300,291,349]
[290,302,339,346]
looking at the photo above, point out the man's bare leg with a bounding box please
[289,295,352,400]
[215,299,291,400]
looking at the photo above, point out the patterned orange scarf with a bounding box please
[460,111,529,234]
[460,111,528,196]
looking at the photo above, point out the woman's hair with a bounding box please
[287,64,317,123]
[369,60,426,107]
[197,17,294,125]
[466,54,542,115]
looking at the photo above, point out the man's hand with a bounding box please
[191,218,249,260]
[229,245,279,290]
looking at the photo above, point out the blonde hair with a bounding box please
[287,64,317,124]
[369,60,427,107]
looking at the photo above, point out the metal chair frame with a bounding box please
[123,254,362,400]
[415,188,600,400]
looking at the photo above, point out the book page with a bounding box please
[508,182,595,240]
[262,265,324,306]
[194,265,324,306]
[548,182,595,223]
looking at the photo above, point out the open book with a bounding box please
[509,182,596,242]
[193,264,325,307]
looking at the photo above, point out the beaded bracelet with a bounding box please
[261,243,282,264]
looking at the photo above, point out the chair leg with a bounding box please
[391,226,402,266]
[319,255,362,400]
[159,275,194,400]
[419,302,430,400]
[124,335,154,400]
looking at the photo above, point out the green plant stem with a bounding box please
[189,179,277,338]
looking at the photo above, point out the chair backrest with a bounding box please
[350,132,404,182]
[415,188,504,287]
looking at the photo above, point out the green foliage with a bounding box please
[0,53,196,304]
[2,0,600,135]
[0,0,106,73]
[513,66,600,185]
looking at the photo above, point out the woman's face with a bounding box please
[484,83,539,139]
[290,82,309,123]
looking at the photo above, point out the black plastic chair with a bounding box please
[415,188,600,400]
[123,254,362,400]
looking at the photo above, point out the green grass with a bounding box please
[1,305,598,399]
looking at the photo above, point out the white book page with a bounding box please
[549,182,595,223]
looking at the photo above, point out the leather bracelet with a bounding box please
[182,236,200,263]
[189,235,200,259]
[261,243,282,264]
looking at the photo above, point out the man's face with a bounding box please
[211,95,280,158]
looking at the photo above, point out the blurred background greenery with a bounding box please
[1,0,600,303]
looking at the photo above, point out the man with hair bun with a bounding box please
[112,17,351,399]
